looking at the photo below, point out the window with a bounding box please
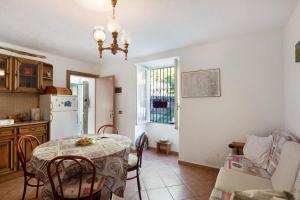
[136,58,179,127]
[150,67,175,124]
[136,67,148,124]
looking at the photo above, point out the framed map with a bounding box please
[296,41,300,63]
[181,68,221,98]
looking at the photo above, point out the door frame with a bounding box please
[66,70,116,131]
[66,70,99,88]
[66,70,99,132]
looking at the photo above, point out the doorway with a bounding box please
[66,70,116,134]
[95,76,116,129]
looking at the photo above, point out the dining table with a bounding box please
[29,133,132,200]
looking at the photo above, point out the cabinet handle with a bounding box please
[50,103,53,110]
[50,113,53,122]
[29,128,36,131]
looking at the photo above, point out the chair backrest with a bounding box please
[97,124,118,134]
[17,135,40,173]
[136,133,148,168]
[47,155,97,200]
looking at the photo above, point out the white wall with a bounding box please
[100,30,284,168]
[145,123,179,152]
[283,1,300,139]
[0,41,99,88]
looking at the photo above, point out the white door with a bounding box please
[96,76,115,131]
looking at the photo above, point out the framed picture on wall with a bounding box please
[181,68,221,98]
[296,41,300,63]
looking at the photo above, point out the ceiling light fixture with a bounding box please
[93,0,131,60]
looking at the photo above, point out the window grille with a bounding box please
[150,67,175,124]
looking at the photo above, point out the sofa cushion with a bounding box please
[271,141,300,192]
[225,155,271,179]
[215,167,272,192]
[243,135,273,169]
[267,130,298,175]
[209,188,232,200]
[231,190,294,200]
[292,164,300,200]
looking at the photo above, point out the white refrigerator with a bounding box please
[40,95,80,140]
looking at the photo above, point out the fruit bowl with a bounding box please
[75,138,95,146]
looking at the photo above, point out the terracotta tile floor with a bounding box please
[0,150,219,200]
[115,150,218,200]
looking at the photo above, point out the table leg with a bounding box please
[166,146,170,155]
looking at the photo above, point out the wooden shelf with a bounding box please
[42,77,53,81]
[19,74,36,77]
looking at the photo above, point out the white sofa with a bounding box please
[210,141,300,199]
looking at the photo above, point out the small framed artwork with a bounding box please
[296,41,300,63]
[181,68,221,98]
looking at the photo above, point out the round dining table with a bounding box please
[29,133,132,200]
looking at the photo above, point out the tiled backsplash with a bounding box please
[0,93,39,119]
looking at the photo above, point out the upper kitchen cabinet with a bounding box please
[40,63,53,90]
[0,54,12,92]
[0,53,53,94]
[13,57,42,93]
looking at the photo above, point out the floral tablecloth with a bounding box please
[29,134,131,200]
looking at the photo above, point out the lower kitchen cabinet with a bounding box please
[0,128,15,176]
[0,122,48,182]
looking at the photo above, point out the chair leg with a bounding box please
[98,190,102,200]
[36,180,40,198]
[22,177,27,200]
[136,170,142,200]
[109,190,112,200]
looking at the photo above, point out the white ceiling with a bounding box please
[0,0,298,63]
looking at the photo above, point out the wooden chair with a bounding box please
[47,155,106,200]
[97,124,118,134]
[17,135,43,200]
[127,133,148,200]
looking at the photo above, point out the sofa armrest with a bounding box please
[228,142,245,155]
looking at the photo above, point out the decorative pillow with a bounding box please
[292,164,300,200]
[267,130,298,175]
[243,135,273,169]
[231,190,294,200]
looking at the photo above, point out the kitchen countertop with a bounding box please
[0,120,49,128]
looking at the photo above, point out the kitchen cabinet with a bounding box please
[40,63,53,90]
[13,57,41,93]
[0,53,53,94]
[0,122,48,182]
[0,128,15,176]
[0,54,12,92]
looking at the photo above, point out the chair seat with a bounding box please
[128,154,138,168]
[25,162,36,175]
[58,173,105,199]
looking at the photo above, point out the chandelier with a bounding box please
[93,0,130,60]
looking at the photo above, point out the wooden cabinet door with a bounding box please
[18,124,48,163]
[0,54,12,92]
[0,128,15,175]
[13,57,42,93]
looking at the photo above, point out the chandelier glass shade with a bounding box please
[93,0,130,60]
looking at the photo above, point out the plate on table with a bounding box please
[75,138,95,146]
